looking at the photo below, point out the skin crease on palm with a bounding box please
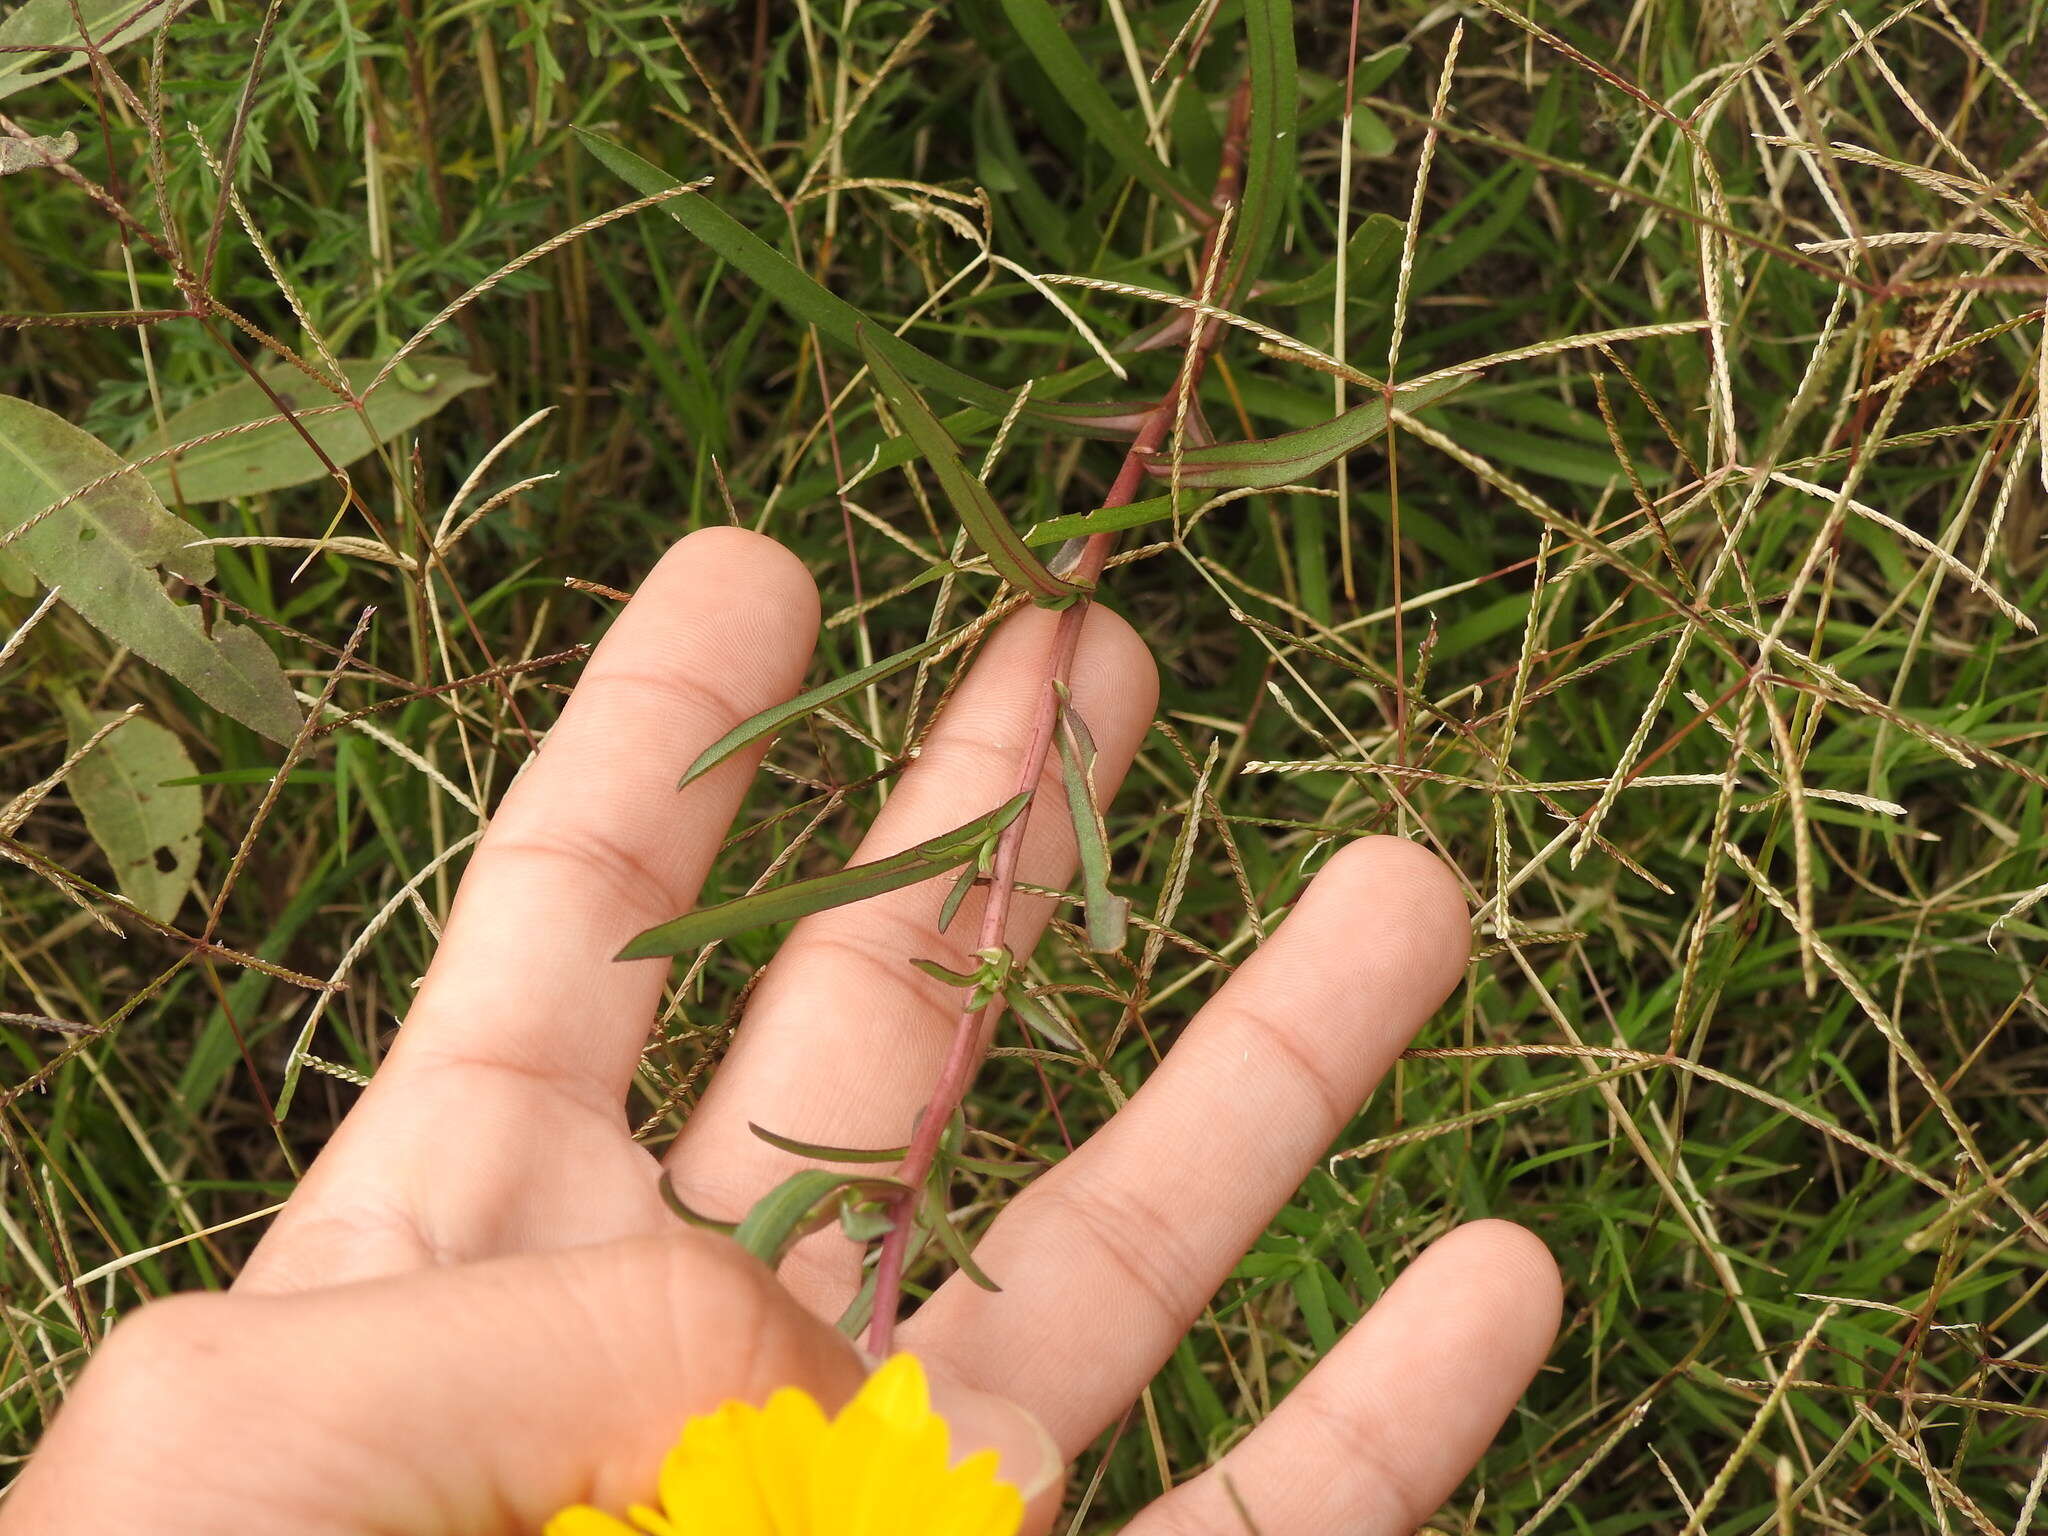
[5,530,1563,1535]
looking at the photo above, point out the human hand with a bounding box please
[6,530,1561,1534]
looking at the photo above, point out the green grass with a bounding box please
[5,0,2048,1528]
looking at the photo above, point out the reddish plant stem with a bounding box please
[866,90,1250,1355]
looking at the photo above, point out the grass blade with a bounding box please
[616,792,1031,959]
[857,327,1091,609]
[1145,375,1470,489]
[1220,0,1299,303]
[995,0,1206,220]
[679,627,964,787]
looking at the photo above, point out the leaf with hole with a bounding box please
[0,0,179,103]
[680,628,963,788]
[0,395,302,743]
[58,698,200,923]
[617,793,1031,959]
[857,327,1089,609]
[0,131,77,176]
[1142,375,1470,489]
[143,357,489,504]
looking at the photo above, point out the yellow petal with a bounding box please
[658,1402,779,1535]
[850,1352,933,1433]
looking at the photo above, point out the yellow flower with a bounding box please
[546,1353,1024,1536]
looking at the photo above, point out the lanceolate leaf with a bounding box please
[748,1122,908,1165]
[679,628,963,788]
[921,1184,1002,1292]
[1220,0,1300,304]
[1025,492,1184,547]
[0,0,178,104]
[617,793,1031,959]
[995,0,1206,220]
[1143,375,1471,490]
[1004,981,1082,1052]
[59,698,201,923]
[1054,683,1129,952]
[144,357,489,503]
[857,328,1090,609]
[732,1170,909,1267]
[0,396,303,743]
[576,130,1131,439]
[1257,212,1405,308]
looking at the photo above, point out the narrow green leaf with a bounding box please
[617,793,1031,959]
[680,628,961,788]
[857,328,1090,609]
[910,956,987,990]
[995,0,1205,219]
[748,1122,908,1165]
[0,0,173,103]
[1221,0,1299,303]
[1025,492,1184,548]
[144,357,489,504]
[1053,684,1128,952]
[1004,980,1083,1053]
[576,130,1136,442]
[58,699,201,923]
[1257,212,1404,308]
[0,396,303,743]
[937,858,980,933]
[921,1185,1002,1292]
[577,130,1010,411]
[731,1170,908,1267]
[1144,375,1471,490]
[656,1171,738,1236]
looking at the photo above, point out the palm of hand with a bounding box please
[176,532,1560,1533]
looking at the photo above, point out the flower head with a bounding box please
[546,1352,1023,1536]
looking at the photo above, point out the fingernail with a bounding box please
[926,1377,1065,1501]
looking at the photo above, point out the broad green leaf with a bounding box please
[995,0,1205,219]
[1220,0,1299,304]
[59,697,200,922]
[1143,375,1470,490]
[144,357,489,503]
[748,1122,908,1164]
[0,395,302,743]
[1257,212,1404,308]
[1053,684,1128,952]
[576,130,1128,438]
[0,0,173,104]
[679,628,962,788]
[857,328,1089,609]
[618,793,1031,959]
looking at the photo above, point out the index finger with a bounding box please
[385,528,821,1103]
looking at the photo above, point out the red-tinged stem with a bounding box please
[866,84,1251,1355]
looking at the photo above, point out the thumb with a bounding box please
[9,1228,1054,1534]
